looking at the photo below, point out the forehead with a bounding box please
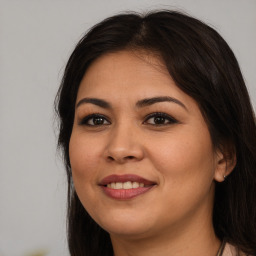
[80,50,166,85]
[76,50,192,107]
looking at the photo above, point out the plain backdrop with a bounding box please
[0,0,255,255]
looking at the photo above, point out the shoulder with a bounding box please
[223,242,251,256]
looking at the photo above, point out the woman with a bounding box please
[55,10,256,256]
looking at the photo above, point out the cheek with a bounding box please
[147,127,216,184]
[147,130,216,219]
[69,133,104,215]
[69,133,101,186]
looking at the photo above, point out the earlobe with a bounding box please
[214,150,236,182]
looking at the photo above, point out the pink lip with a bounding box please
[99,174,156,200]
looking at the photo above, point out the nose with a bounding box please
[103,123,144,164]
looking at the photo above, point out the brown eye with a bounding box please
[91,117,105,125]
[153,116,168,125]
[144,112,178,126]
[79,114,110,126]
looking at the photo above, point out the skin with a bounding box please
[69,50,232,256]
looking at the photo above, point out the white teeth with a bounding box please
[123,181,132,189]
[132,182,139,188]
[106,181,145,189]
[115,182,123,189]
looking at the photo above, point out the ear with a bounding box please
[214,148,236,182]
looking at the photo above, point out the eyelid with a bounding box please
[78,112,178,126]
[78,113,111,126]
[143,112,178,125]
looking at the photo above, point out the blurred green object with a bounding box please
[24,249,48,256]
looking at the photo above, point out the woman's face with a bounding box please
[69,50,224,239]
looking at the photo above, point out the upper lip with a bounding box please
[99,174,156,186]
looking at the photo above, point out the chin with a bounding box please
[95,210,155,238]
[104,224,153,240]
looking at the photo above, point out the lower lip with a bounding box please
[101,186,154,200]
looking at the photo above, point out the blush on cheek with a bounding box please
[70,158,102,191]
[70,135,100,171]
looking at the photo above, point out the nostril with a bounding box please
[107,156,115,161]
[107,155,135,162]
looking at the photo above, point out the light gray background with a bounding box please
[0,1,255,255]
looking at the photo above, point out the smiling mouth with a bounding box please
[106,181,149,189]
[99,174,156,200]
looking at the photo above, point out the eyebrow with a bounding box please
[136,96,187,111]
[76,98,112,109]
[76,96,187,111]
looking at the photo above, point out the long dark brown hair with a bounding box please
[55,10,256,256]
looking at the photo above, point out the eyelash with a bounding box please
[79,114,110,126]
[144,112,178,126]
[79,112,178,126]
